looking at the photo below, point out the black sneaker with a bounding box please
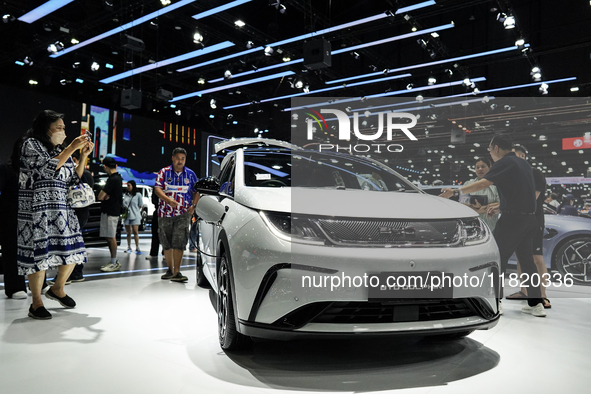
[28,305,52,320]
[170,272,188,282]
[68,275,85,283]
[45,288,76,309]
[161,269,173,280]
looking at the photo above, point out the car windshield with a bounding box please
[243,150,418,192]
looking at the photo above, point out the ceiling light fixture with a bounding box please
[428,76,437,85]
[51,0,200,57]
[100,41,234,84]
[234,20,245,27]
[161,0,172,5]
[503,15,516,29]
[192,0,253,20]
[171,70,295,102]
[18,0,76,24]
[210,99,217,109]
[223,73,412,109]
[91,61,100,71]
[264,46,274,56]
[224,70,232,79]
[193,31,204,44]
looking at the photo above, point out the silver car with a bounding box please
[195,139,501,350]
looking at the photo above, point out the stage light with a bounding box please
[161,0,172,5]
[210,99,217,109]
[428,77,436,85]
[234,20,245,27]
[515,38,525,46]
[29,79,38,85]
[91,61,100,71]
[193,31,204,44]
[24,56,34,66]
[504,15,515,29]
[264,46,274,56]
[198,77,206,84]
[246,41,254,49]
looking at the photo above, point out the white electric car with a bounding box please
[195,139,501,350]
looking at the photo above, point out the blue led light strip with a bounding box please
[223,73,412,109]
[99,41,235,84]
[18,0,75,23]
[192,0,252,20]
[285,77,487,111]
[211,23,453,84]
[171,71,295,102]
[208,59,304,83]
[178,1,437,73]
[50,0,199,58]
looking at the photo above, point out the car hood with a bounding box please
[235,187,477,219]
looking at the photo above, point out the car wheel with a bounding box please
[139,209,147,231]
[554,236,591,285]
[217,253,249,351]
[196,250,211,289]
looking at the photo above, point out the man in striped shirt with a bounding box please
[154,147,199,282]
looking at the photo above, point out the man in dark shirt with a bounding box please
[505,146,551,308]
[441,134,545,317]
[98,157,123,272]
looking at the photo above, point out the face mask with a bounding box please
[49,130,66,146]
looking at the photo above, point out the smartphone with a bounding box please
[470,195,488,206]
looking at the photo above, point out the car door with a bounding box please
[199,153,236,288]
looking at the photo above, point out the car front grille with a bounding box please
[315,218,460,246]
[272,299,477,328]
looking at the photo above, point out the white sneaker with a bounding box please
[11,291,28,299]
[521,303,546,317]
[125,248,132,253]
[498,301,503,315]
[100,261,122,272]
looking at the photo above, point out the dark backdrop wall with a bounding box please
[0,84,202,176]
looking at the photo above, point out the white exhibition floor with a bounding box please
[1,237,591,394]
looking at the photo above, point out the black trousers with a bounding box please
[149,214,160,256]
[493,213,543,306]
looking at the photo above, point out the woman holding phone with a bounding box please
[461,157,500,231]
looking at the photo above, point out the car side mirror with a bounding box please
[195,197,226,223]
[195,176,220,196]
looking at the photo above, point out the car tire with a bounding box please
[553,236,591,285]
[139,209,147,231]
[217,253,250,351]
[196,251,211,289]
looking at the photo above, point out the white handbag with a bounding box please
[67,182,96,208]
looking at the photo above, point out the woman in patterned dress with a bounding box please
[12,110,94,319]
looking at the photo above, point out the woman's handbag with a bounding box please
[67,182,95,208]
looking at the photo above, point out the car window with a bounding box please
[243,150,417,192]
[219,156,236,196]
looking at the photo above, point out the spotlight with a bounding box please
[60,79,68,85]
[350,51,360,60]
[224,70,232,79]
[234,20,245,27]
[406,83,414,90]
[23,56,34,66]
[531,67,542,81]
[160,0,172,6]
[91,61,100,71]
[416,95,424,103]
[47,41,64,54]
[264,46,273,56]
[2,14,15,23]
[504,105,512,110]
[539,83,549,95]
[427,77,436,85]
[417,39,428,49]
[472,87,480,94]
[463,78,471,86]
[43,22,53,32]
[71,38,79,44]
[193,31,204,44]
[198,77,205,84]
[72,61,80,68]
[303,85,310,93]
[282,56,291,62]
[227,114,234,120]
[571,86,580,92]
[490,104,497,110]
[175,110,182,116]
[515,38,525,46]
[294,79,304,89]
[29,79,39,85]
[246,41,254,49]
[444,68,453,76]
[481,96,490,103]
[369,65,378,72]
[503,15,516,29]
[210,99,217,109]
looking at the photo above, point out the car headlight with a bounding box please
[459,218,489,246]
[260,211,327,245]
